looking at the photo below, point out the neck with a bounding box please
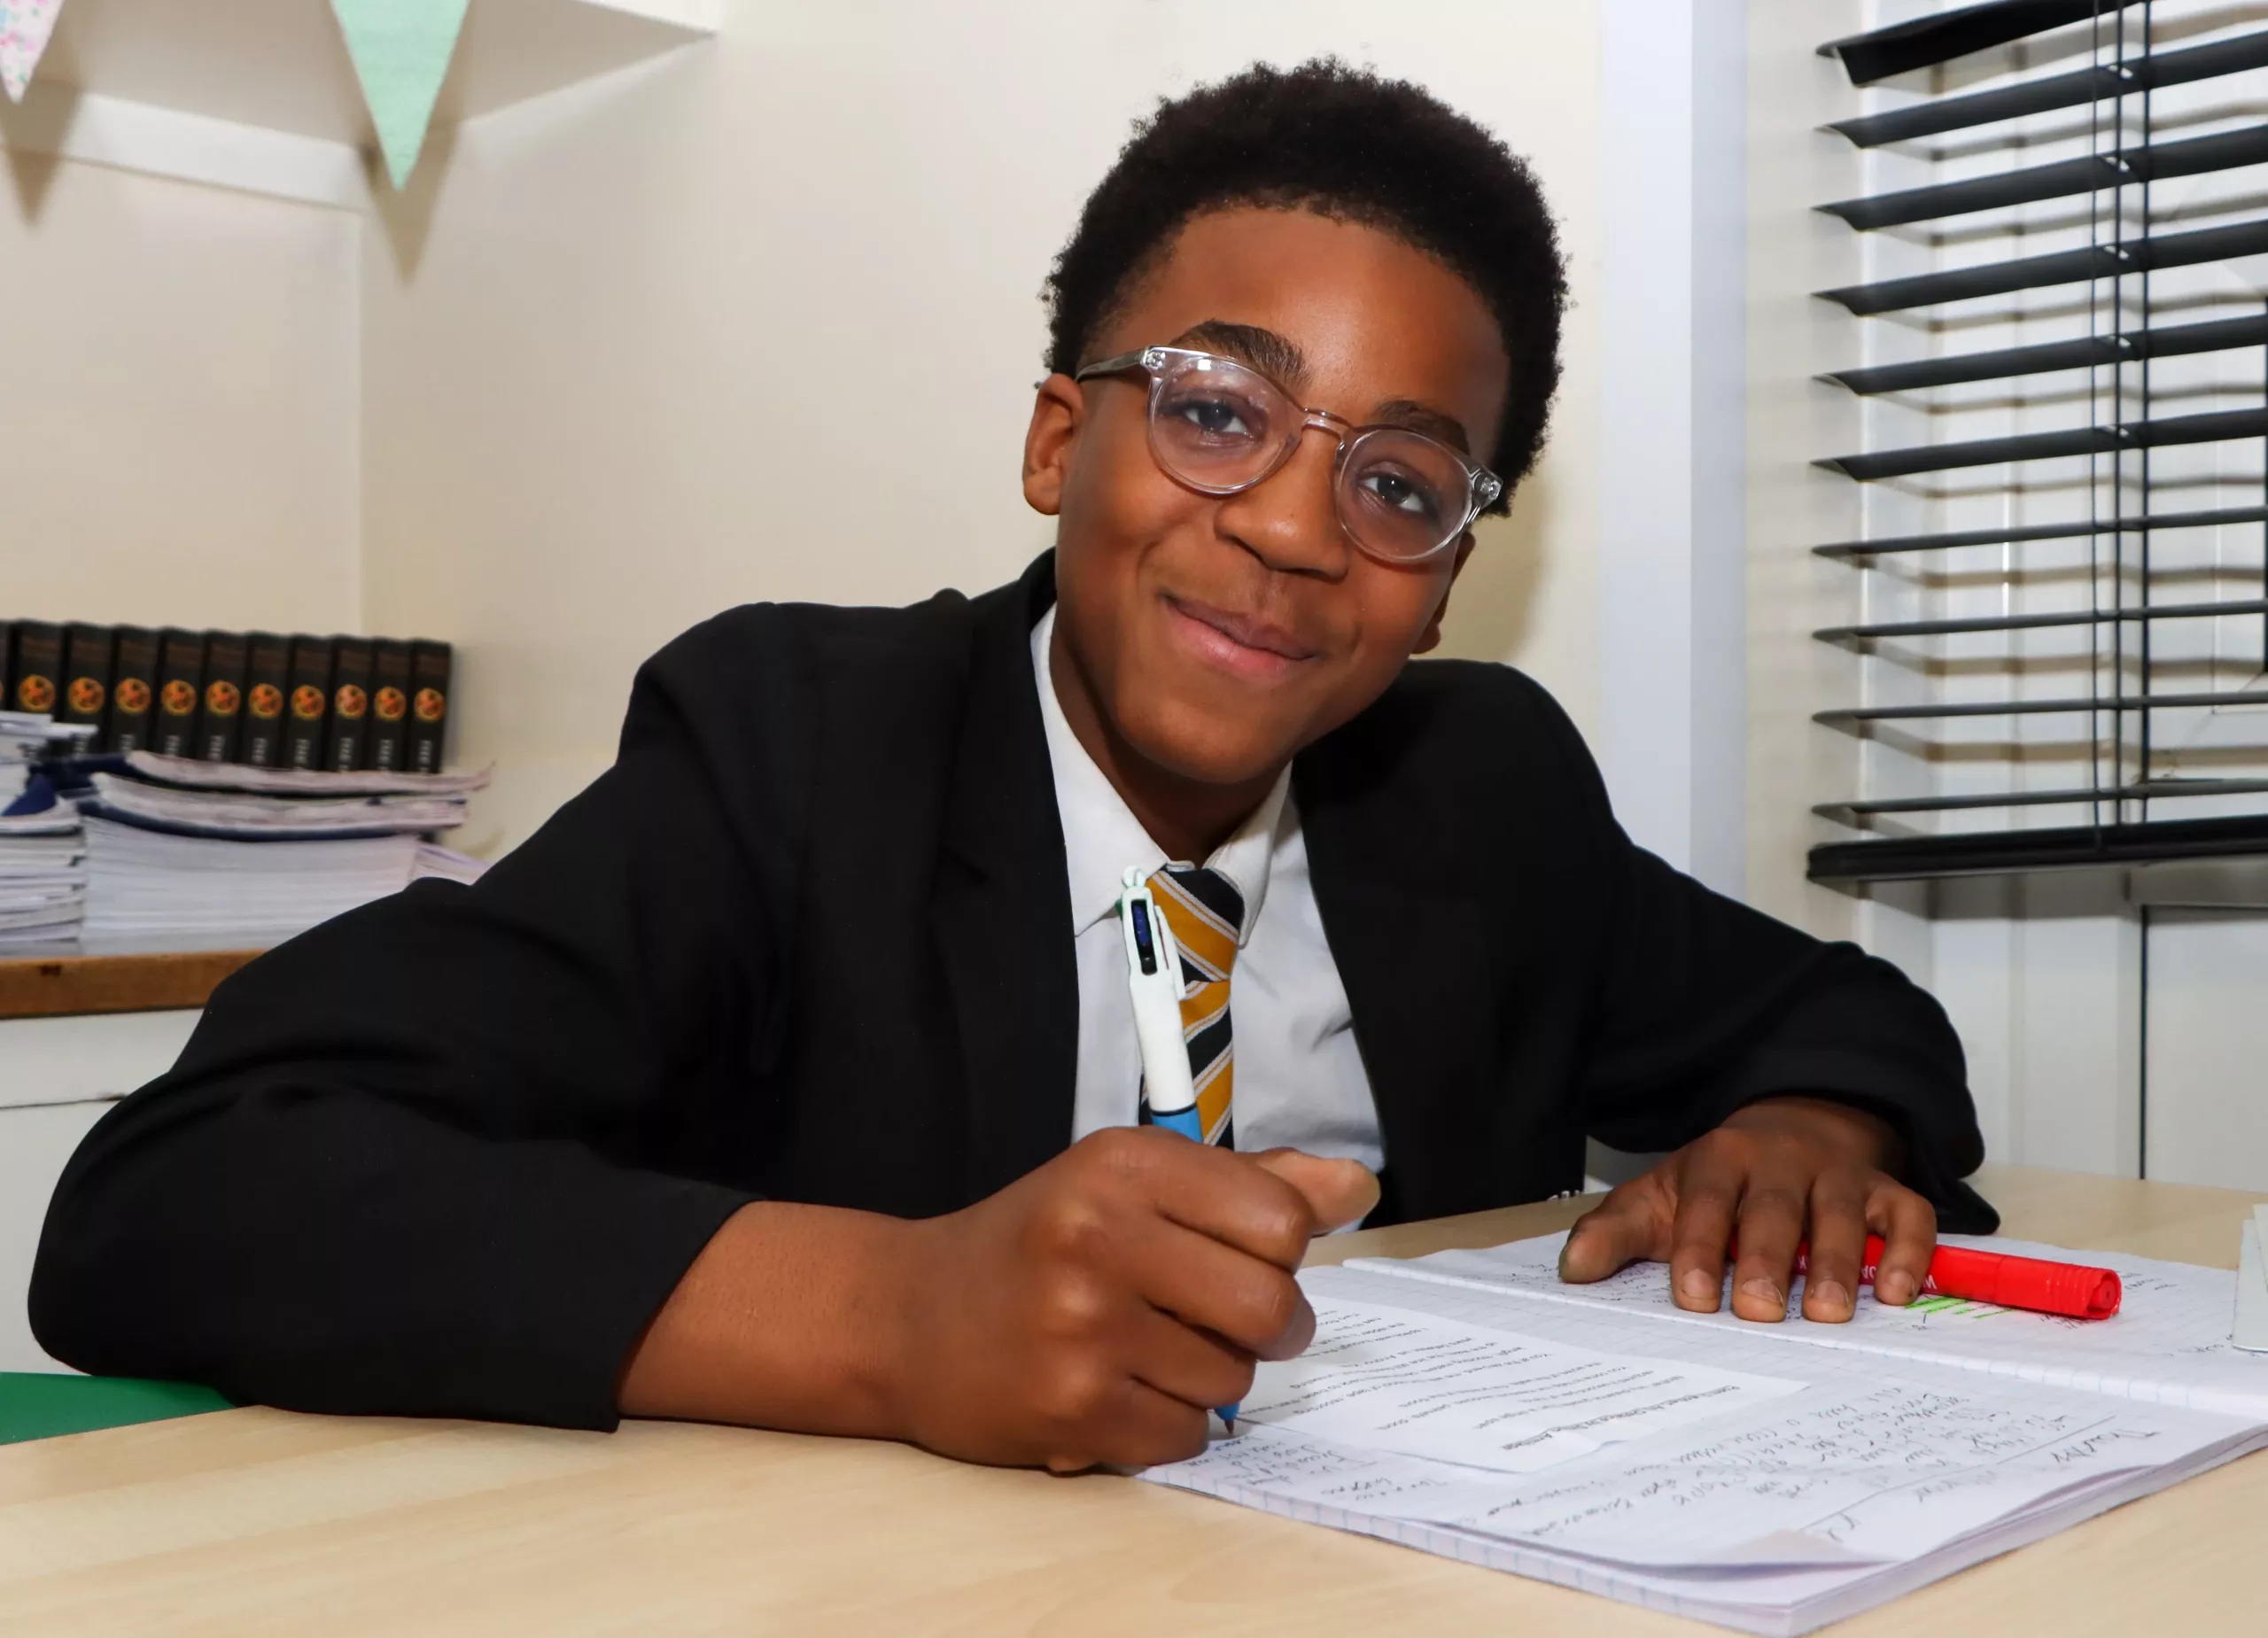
[1048,621,1280,864]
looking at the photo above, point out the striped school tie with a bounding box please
[1138,864,1247,1147]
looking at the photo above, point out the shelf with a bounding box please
[0,950,261,1021]
[0,0,717,209]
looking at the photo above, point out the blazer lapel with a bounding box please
[934,555,1082,1204]
[1295,714,1496,1222]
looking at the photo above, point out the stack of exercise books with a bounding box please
[46,751,489,952]
[1147,1231,2268,1635]
[0,711,93,947]
[0,620,452,772]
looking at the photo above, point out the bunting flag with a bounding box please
[0,0,65,104]
[329,0,470,189]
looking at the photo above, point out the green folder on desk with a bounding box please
[0,1372,230,1445]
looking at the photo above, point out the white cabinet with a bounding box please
[2146,911,2268,1193]
[0,1100,113,1372]
[0,1011,200,1373]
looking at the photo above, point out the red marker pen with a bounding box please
[1791,1236,2122,1320]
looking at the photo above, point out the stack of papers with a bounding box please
[0,809,84,947]
[79,819,486,950]
[1144,1232,2268,1635]
[78,752,488,840]
[1,710,93,810]
[69,757,493,950]
[1,712,93,946]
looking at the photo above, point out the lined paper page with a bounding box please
[1346,1232,2268,1420]
[1239,1297,1802,1472]
[1140,1264,2268,1636]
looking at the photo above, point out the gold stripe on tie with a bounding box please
[1144,864,1246,1147]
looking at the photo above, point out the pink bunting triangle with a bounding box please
[0,0,64,104]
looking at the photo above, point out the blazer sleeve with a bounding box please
[28,609,811,1430]
[1535,691,1999,1234]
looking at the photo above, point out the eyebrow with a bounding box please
[1373,399,1474,455]
[1169,321,1475,456]
[1170,321,1309,388]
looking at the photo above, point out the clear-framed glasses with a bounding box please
[1073,345,1503,564]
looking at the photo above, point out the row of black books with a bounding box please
[1,622,453,772]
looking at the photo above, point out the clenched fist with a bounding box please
[619,1128,1378,1470]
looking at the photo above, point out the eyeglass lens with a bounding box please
[1146,353,1475,560]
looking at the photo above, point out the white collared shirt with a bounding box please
[1032,606,1385,1169]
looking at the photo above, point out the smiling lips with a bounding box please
[1162,594,1319,681]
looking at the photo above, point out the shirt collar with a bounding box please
[1032,603,1288,938]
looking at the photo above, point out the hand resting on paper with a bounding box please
[1556,1095,1936,1324]
[617,1128,1377,1472]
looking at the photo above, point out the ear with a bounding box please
[1021,373,1087,517]
[1410,534,1479,656]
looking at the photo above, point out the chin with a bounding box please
[1122,697,1297,788]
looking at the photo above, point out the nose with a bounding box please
[1212,422,1353,580]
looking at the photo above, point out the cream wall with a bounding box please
[357,0,1605,854]
[0,154,360,633]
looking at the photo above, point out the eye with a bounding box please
[1167,393,1258,439]
[1355,467,1445,521]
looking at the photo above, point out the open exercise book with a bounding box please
[1140,1232,2268,1635]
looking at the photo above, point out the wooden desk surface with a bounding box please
[4,1162,2263,1635]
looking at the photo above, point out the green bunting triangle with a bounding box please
[330,0,470,189]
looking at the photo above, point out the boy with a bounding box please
[33,62,1990,1474]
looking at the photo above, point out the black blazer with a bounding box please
[31,553,1992,1431]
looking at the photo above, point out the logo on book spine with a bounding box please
[414,687,446,723]
[67,677,105,716]
[160,679,197,716]
[249,682,284,719]
[291,684,326,720]
[204,679,240,718]
[375,686,408,722]
[334,684,369,721]
[114,677,151,714]
[15,674,54,712]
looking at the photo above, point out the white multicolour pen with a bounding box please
[1119,866,1240,1432]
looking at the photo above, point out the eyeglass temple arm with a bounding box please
[1070,350,1153,383]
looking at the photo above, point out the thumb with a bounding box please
[1557,1182,1668,1285]
[1253,1149,1381,1235]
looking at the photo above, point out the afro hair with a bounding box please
[1043,58,1567,504]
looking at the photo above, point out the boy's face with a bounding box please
[1024,206,1511,788]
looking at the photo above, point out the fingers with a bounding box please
[1868,1180,1938,1306]
[1798,1176,1871,1323]
[1126,1307,1257,1413]
[1665,1154,1742,1315]
[1557,1175,1672,1284]
[1130,1215,1316,1360]
[1726,1171,1807,1323]
[1045,1377,1210,1473]
[1088,1129,1315,1270]
[1250,1150,1381,1234]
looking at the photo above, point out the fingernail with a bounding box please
[1739,1277,1784,1309]
[1878,1271,1915,1305]
[1811,1279,1852,1313]
[1678,1269,1718,1305]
